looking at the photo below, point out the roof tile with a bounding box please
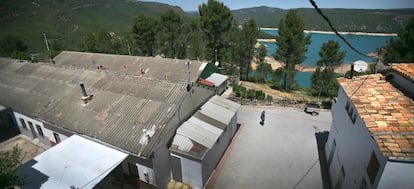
[390,63,414,82]
[338,73,414,160]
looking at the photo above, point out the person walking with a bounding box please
[260,110,265,126]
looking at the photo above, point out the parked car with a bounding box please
[304,103,320,116]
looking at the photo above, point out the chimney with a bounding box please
[79,82,92,105]
[80,82,88,97]
[350,64,354,79]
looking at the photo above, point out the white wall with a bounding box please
[13,112,68,144]
[378,161,414,189]
[325,87,387,189]
[136,163,156,185]
[147,85,214,188]
[179,155,203,189]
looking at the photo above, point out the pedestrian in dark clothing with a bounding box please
[260,110,265,126]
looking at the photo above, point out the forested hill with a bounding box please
[0,0,185,52]
[1,0,413,53]
[233,6,414,33]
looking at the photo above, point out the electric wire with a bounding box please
[308,0,373,59]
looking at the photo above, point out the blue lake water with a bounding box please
[259,29,395,88]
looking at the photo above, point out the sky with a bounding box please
[140,0,414,11]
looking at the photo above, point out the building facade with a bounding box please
[0,52,220,188]
[169,95,240,188]
[325,63,414,189]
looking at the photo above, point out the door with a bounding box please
[28,121,37,138]
[171,155,183,182]
[128,162,139,177]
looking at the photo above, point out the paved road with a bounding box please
[211,106,332,189]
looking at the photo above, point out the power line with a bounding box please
[308,0,373,58]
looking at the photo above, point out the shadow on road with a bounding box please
[315,131,332,189]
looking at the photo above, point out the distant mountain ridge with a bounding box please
[1,1,413,53]
[232,6,414,33]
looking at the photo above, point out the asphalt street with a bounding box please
[211,106,332,189]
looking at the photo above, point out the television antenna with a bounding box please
[186,61,192,92]
[353,60,368,72]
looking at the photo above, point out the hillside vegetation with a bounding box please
[233,6,414,33]
[1,1,413,53]
[0,0,185,53]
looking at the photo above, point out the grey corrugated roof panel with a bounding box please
[199,102,234,125]
[170,116,223,160]
[209,95,241,112]
[0,59,189,157]
[199,95,240,126]
[206,73,228,87]
[54,51,207,83]
[193,112,227,130]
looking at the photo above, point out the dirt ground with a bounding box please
[251,56,352,74]
[0,135,47,163]
[240,81,315,102]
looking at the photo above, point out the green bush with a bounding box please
[266,95,273,102]
[234,85,247,98]
[246,89,256,99]
[256,90,266,100]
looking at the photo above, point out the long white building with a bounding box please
[325,63,414,189]
[0,52,237,188]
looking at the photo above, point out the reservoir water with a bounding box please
[258,29,395,88]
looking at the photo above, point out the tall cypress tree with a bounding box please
[274,10,311,91]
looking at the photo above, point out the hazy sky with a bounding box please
[140,0,414,11]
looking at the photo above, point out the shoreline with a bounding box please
[251,56,353,74]
[259,27,398,36]
[257,39,276,42]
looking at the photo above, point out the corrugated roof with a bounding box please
[206,73,228,87]
[54,51,207,82]
[0,59,189,157]
[338,74,414,160]
[390,63,414,82]
[199,95,241,125]
[177,117,222,149]
[170,96,240,160]
[30,135,128,189]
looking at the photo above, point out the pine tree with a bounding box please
[132,14,158,56]
[274,10,311,91]
[159,9,183,58]
[311,40,345,98]
[199,0,233,65]
[384,17,414,63]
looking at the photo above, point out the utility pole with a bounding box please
[43,33,54,63]
[214,49,219,67]
[186,61,192,92]
[126,39,131,56]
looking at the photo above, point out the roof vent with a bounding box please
[79,82,93,105]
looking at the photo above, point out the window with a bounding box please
[53,132,61,143]
[351,112,357,123]
[345,101,357,124]
[334,166,346,189]
[19,118,27,129]
[36,124,44,137]
[328,140,336,167]
[345,101,350,112]
[367,152,379,185]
